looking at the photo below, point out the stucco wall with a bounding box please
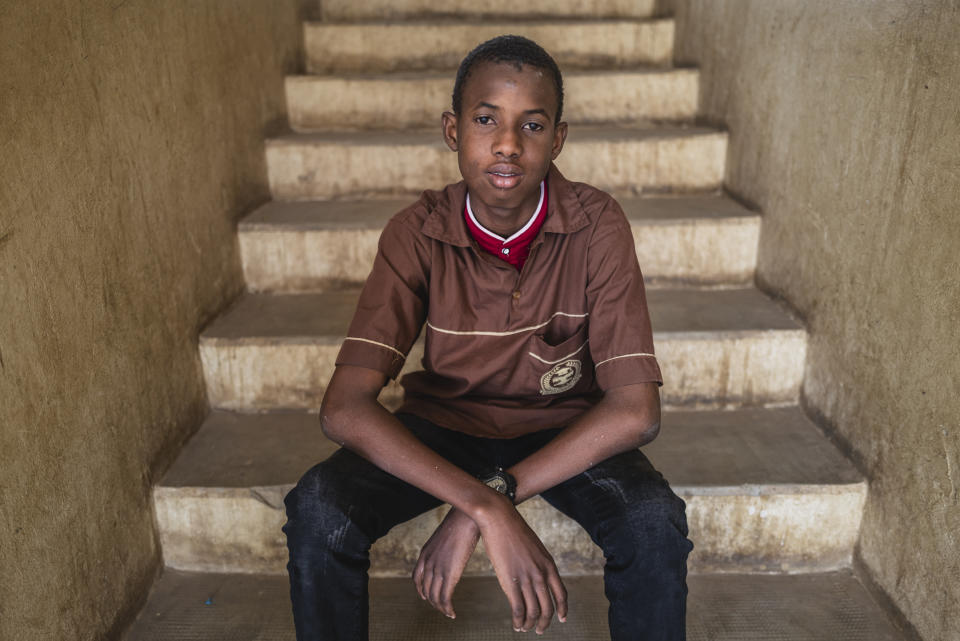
[674,2,959,639]
[0,2,308,639]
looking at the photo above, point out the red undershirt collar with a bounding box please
[464,181,548,271]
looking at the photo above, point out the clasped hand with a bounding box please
[412,499,568,634]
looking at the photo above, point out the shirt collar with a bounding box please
[421,163,590,246]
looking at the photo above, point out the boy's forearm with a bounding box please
[320,366,505,525]
[506,382,660,504]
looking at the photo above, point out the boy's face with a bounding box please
[442,61,567,222]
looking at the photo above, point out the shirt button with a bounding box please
[501,247,510,255]
[512,290,521,300]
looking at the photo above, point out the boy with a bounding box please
[283,36,692,640]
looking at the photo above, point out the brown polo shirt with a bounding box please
[335,164,662,438]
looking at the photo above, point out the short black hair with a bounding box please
[452,35,564,123]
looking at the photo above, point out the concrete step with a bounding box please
[154,407,865,576]
[318,0,667,22]
[125,570,908,641]
[286,68,699,131]
[305,19,675,74]
[198,287,804,411]
[265,126,727,200]
[238,195,760,292]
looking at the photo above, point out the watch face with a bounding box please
[486,476,508,494]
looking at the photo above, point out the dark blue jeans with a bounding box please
[282,413,692,641]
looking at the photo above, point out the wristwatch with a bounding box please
[480,467,517,502]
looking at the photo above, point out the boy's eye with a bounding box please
[475,115,493,125]
[523,122,545,132]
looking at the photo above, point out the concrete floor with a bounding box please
[124,571,908,641]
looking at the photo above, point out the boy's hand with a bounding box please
[475,495,568,634]
[413,507,480,618]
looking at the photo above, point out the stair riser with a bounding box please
[199,331,806,411]
[266,133,726,200]
[155,485,866,575]
[660,332,808,409]
[633,218,760,287]
[560,133,727,194]
[305,21,674,74]
[287,71,699,131]
[239,227,382,292]
[320,0,661,21]
[239,217,759,292]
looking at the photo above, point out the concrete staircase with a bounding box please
[127,2,909,639]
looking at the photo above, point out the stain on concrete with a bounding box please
[942,426,958,503]
[249,486,287,511]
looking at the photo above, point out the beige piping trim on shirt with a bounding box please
[342,337,406,359]
[595,352,658,368]
[528,340,590,365]
[426,311,588,337]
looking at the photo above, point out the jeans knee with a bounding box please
[282,462,369,558]
[634,488,688,536]
[629,486,689,541]
[601,483,692,569]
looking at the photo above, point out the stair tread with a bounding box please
[318,0,662,22]
[159,406,862,490]
[267,124,723,146]
[125,570,907,641]
[288,66,697,82]
[239,195,758,232]
[304,19,674,74]
[286,66,700,128]
[200,287,802,342]
[265,125,725,199]
[308,16,673,27]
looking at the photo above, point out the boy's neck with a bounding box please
[466,181,546,239]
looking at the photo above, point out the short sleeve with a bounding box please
[335,215,429,379]
[586,198,663,390]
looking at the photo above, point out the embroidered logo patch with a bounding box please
[540,359,582,395]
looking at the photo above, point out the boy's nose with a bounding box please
[493,128,522,158]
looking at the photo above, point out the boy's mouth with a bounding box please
[487,165,523,189]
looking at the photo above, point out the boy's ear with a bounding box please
[551,121,568,160]
[441,111,459,152]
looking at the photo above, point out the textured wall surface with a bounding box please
[674,2,960,640]
[0,2,308,639]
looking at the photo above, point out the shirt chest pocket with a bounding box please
[523,322,594,397]
[422,316,595,399]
